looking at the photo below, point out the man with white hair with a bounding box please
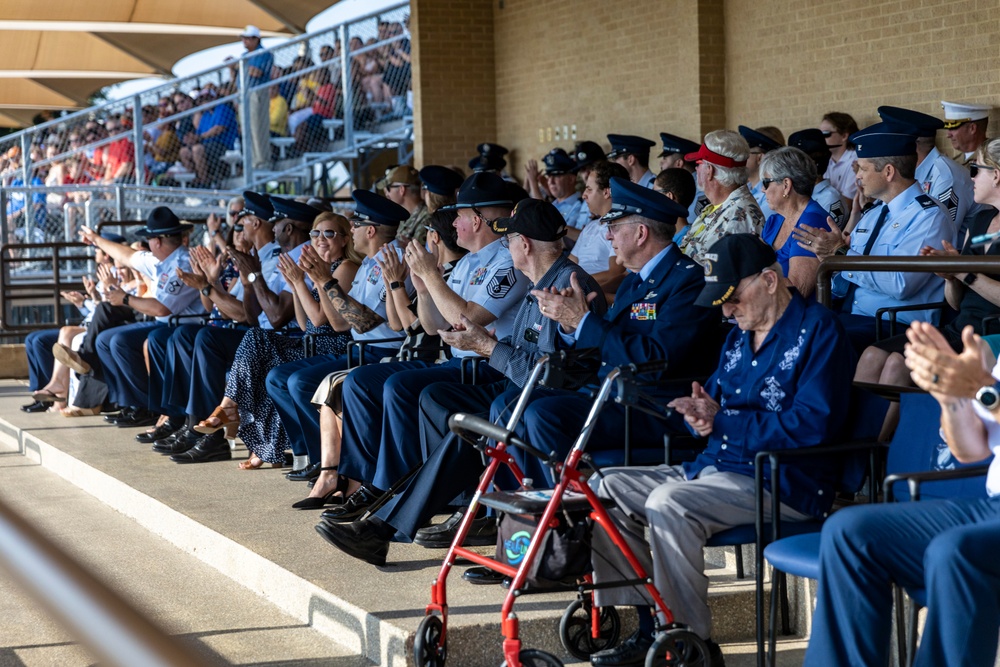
[678,130,765,265]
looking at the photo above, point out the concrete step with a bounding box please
[0,379,807,666]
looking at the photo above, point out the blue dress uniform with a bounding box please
[337,174,528,491]
[543,148,587,229]
[265,190,411,464]
[607,134,657,188]
[96,209,203,414]
[879,105,978,241]
[500,178,722,486]
[739,125,784,221]
[835,124,956,350]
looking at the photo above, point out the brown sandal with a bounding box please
[238,454,283,470]
[194,404,240,438]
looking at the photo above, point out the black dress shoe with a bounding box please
[104,408,130,423]
[286,461,321,482]
[21,400,49,413]
[705,639,726,667]
[170,431,231,463]
[319,485,381,523]
[590,630,653,666]
[315,519,392,566]
[461,566,508,586]
[135,422,181,444]
[115,408,157,428]
[152,427,202,454]
[414,511,497,548]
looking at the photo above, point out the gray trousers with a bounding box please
[590,464,808,639]
[249,88,271,169]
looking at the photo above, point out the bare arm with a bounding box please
[786,256,820,299]
[79,226,138,267]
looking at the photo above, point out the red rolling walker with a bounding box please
[413,353,710,667]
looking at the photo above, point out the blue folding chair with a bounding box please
[764,392,991,667]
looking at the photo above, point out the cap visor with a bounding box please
[684,145,710,163]
[694,282,737,308]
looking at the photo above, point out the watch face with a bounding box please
[979,387,999,408]
[248,272,257,283]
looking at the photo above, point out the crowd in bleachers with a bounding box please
[18,99,1000,667]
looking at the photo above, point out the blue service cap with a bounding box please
[606,134,656,159]
[849,122,918,158]
[268,196,320,224]
[241,191,274,221]
[877,106,944,138]
[419,165,464,196]
[658,132,700,158]
[571,140,605,172]
[738,126,782,152]
[787,129,830,155]
[542,148,576,175]
[476,142,509,157]
[468,153,507,173]
[100,232,127,244]
[445,172,514,210]
[603,176,687,225]
[350,189,409,226]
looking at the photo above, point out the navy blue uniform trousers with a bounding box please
[338,357,502,492]
[25,329,58,391]
[265,345,398,462]
[95,320,162,409]
[805,496,1000,667]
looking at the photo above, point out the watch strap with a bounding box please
[389,280,403,291]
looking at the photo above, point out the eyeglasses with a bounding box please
[471,207,496,224]
[351,219,376,229]
[820,130,833,137]
[233,224,244,233]
[604,220,641,234]
[761,177,782,189]
[228,209,242,216]
[970,163,996,178]
[727,273,763,305]
[499,233,520,249]
[310,229,346,238]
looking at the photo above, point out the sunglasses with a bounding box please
[970,163,997,178]
[310,229,346,238]
[233,224,244,233]
[351,219,376,229]
[761,177,781,189]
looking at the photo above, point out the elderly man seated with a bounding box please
[587,234,856,667]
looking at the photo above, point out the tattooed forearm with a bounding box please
[948,398,971,412]
[326,283,384,333]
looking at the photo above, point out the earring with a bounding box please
[782,193,788,198]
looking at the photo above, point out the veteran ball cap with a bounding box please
[542,148,576,175]
[350,189,409,226]
[849,122,917,158]
[603,176,688,225]
[877,106,944,138]
[940,101,991,130]
[241,191,275,221]
[449,172,514,209]
[419,165,464,196]
[468,153,507,173]
[658,132,700,158]
[606,134,656,159]
[571,140,605,172]
[695,233,777,308]
[738,125,783,152]
[491,198,567,242]
[269,196,320,225]
[787,129,830,155]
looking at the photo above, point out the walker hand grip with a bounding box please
[627,359,669,375]
[449,413,513,445]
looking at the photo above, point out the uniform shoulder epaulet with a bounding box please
[915,194,938,209]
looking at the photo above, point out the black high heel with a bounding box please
[291,468,347,509]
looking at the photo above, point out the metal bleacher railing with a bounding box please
[0,1,412,251]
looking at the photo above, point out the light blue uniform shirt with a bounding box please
[571,220,615,275]
[253,240,285,330]
[637,170,656,189]
[837,182,956,325]
[349,240,409,346]
[749,179,776,220]
[446,238,528,357]
[131,246,204,323]
[811,179,848,229]
[553,192,587,230]
[914,146,978,245]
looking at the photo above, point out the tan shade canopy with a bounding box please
[0,0,343,127]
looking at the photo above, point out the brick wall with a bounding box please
[411,0,498,169]
[724,0,1000,152]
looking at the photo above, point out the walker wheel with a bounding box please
[558,598,621,660]
[414,614,447,667]
[500,648,563,667]
[644,628,710,667]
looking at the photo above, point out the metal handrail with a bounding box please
[0,497,207,667]
[816,255,1000,308]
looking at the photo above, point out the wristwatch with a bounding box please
[976,382,1000,412]
[201,285,212,297]
[964,272,978,286]
[122,294,130,306]
[323,278,339,292]
[389,280,403,291]
[247,272,260,284]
